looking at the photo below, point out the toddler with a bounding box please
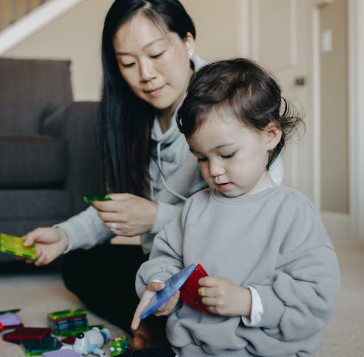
[129,58,340,357]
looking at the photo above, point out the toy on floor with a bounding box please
[43,349,83,357]
[0,233,37,260]
[0,312,22,329]
[61,327,110,357]
[21,336,62,356]
[110,337,125,356]
[48,309,88,337]
[2,325,51,344]
[0,308,21,314]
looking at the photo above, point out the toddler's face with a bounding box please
[187,111,278,197]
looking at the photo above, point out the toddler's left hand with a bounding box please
[131,281,180,331]
[198,276,252,317]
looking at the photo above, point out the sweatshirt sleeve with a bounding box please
[150,201,183,234]
[252,197,341,342]
[136,209,186,298]
[55,206,113,252]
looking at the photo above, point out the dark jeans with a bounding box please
[122,347,176,357]
[61,243,150,334]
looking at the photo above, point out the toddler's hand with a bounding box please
[22,227,69,266]
[131,281,180,331]
[198,276,252,317]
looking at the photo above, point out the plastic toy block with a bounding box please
[52,326,89,337]
[21,337,62,356]
[2,326,51,344]
[43,349,83,357]
[0,308,21,314]
[140,263,209,319]
[83,195,111,204]
[0,312,22,328]
[0,322,3,331]
[0,233,37,260]
[141,264,197,319]
[47,309,87,321]
[179,264,209,312]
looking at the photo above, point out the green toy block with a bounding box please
[47,309,87,321]
[0,233,37,260]
[21,337,62,356]
[83,195,111,204]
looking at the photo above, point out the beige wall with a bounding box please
[320,0,348,213]
[4,0,114,101]
[3,0,241,101]
[180,0,241,61]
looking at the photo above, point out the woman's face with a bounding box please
[113,14,195,118]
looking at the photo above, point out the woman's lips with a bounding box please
[145,85,165,96]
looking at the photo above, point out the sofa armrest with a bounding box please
[43,102,103,215]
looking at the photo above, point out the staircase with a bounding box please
[0,0,85,54]
[0,0,52,32]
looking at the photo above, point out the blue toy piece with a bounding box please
[61,327,110,357]
[140,264,196,319]
[43,349,83,357]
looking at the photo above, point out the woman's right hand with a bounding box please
[22,227,69,266]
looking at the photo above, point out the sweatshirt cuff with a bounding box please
[241,286,263,327]
[150,202,182,234]
[253,285,285,328]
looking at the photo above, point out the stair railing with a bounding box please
[0,0,52,33]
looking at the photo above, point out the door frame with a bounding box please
[239,0,363,240]
[348,0,364,240]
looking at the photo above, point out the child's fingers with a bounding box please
[155,290,180,316]
[131,290,156,330]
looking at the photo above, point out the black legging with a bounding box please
[122,347,176,357]
[61,243,166,337]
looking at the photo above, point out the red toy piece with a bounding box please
[180,264,209,312]
[0,322,4,331]
[2,325,51,344]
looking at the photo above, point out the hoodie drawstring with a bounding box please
[154,142,187,202]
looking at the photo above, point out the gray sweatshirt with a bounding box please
[57,56,284,254]
[136,186,340,357]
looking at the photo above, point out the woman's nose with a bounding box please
[139,60,156,82]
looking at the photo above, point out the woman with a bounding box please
[23,0,283,348]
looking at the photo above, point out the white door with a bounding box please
[241,0,314,201]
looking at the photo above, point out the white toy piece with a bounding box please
[61,327,110,357]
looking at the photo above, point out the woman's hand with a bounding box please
[92,193,158,237]
[198,276,252,317]
[131,281,180,331]
[22,227,69,266]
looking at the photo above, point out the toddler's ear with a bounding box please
[265,122,282,151]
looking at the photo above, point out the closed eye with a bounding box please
[197,157,207,163]
[122,62,135,68]
[221,152,235,159]
[151,51,165,59]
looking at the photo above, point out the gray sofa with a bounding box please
[0,58,103,262]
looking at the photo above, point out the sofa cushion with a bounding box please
[0,58,73,134]
[0,134,66,187]
[0,189,71,225]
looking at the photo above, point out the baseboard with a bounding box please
[321,211,351,240]
[0,0,85,54]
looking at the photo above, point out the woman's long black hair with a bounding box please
[99,0,196,197]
